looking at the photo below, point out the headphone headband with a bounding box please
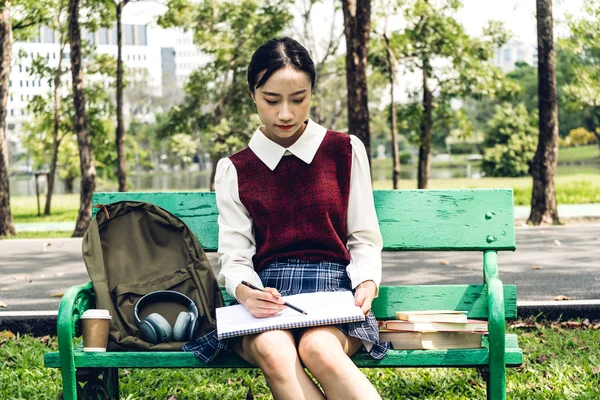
[134,290,198,323]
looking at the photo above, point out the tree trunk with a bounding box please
[0,3,16,236]
[68,0,96,237]
[45,41,66,215]
[528,0,560,225]
[116,0,127,192]
[64,176,75,193]
[418,57,433,189]
[341,0,371,166]
[384,33,400,189]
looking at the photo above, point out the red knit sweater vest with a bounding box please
[229,130,352,272]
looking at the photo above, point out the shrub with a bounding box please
[481,103,538,177]
[567,127,597,146]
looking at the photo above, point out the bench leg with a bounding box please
[487,364,506,400]
[76,368,119,399]
[105,368,119,399]
[60,365,78,400]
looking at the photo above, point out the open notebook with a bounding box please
[216,291,366,340]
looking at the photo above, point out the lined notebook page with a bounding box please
[216,291,366,340]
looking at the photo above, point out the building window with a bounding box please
[143,54,146,61]
[19,80,22,87]
[86,30,95,44]
[42,26,55,43]
[124,24,135,45]
[137,25,147,46]
[9,94,13,101]
[10,109,14,116]
[20,95,24,101]
[503,48,511,63]
[111,25,117,45]
[98,28,109,45]
[38,79,42,87]
[9,80,11,87]
[26,81,29,87]
[19,64,22,72]
[7,123,15,130]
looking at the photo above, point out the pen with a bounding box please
[241,280,308,315]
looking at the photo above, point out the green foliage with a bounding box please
[567,127,597,147]
[22,52,117,182]
[481,103,538,177]
[157,0,293,161]
[562,0,600,121]
[383,0,515,155]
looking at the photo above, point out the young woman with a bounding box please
[184,37,387,400]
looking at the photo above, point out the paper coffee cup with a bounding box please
[81,309,112,352]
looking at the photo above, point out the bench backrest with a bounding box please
[92,189,517,320]
[93,189,515,252]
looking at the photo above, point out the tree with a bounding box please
[562,0,600,155]
[370,0,404,188]
[293,0,345,127]
[111,0,146,191]
[341,0,372,165]
[481,103,538,177]
[24,54,117,195]
[158,0,292,190]
[528,0,560,225]
[0,0,50,237]
[25,0,69,215]
[0,3,15,237]
[393,0,511,189]
[68,0,96,236]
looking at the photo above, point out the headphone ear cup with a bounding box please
[172,312,192,342]
[139,320,158,344]
[144,313,172,344]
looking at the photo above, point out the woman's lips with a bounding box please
[276,124,294,131]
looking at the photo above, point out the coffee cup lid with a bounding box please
[81,309,112,319]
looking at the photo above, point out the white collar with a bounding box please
[248,119,327,171]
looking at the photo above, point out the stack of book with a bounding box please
[379,310,488,350]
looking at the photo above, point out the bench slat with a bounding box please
[373,285,518,320]
[44,335,522,369]
[92,189,515,252]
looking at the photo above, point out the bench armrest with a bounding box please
[57,282,95,362]
[483,250,506,383]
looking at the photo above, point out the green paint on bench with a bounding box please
[45,189,522,400]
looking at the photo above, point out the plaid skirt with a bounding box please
[182,259,389,362]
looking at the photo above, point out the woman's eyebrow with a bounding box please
[261,89,307,97]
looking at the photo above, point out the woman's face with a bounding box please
[251,66,312,147]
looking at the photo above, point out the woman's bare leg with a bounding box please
[298,326,381,400]
[235,329,325,400]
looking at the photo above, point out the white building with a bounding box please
[493,40,537,73]
[6,11,210,169]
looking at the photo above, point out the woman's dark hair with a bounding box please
[247,37,315,94]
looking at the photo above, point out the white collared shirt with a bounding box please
[215,119,383,300]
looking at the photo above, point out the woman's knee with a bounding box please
[297,328,346,372]
[246,330,299,376]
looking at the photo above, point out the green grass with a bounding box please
[1,231,73,239]
[556,145,600,163]
[2,320,600,399]
[11,194,79,223]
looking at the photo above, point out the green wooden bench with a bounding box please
[44,189,522,399]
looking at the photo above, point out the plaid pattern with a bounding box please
[183,260,389,362]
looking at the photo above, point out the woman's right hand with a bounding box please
[235,284,286,318]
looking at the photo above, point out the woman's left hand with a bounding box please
[354,280,377,316]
